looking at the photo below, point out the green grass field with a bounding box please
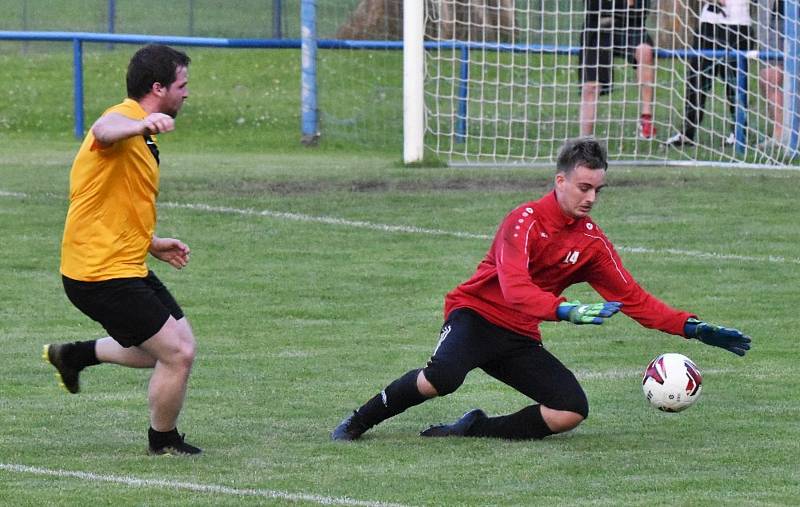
[3,145,800,505]
[1,41,800,505]
[0,0,363,39]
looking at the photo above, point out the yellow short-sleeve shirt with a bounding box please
[61,99,160,281]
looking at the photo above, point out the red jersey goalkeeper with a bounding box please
[332,137,751,443]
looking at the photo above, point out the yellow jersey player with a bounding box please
[44,44,200,456]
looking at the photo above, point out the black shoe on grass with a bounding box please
[331,411,370,441]
[42,343,80,394]
[148,433,202,456]
[420,409,487,437]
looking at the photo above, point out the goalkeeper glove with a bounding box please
[557,300,623,325]
[684,318,751,356]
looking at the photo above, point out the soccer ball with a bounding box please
[642,353,703,412]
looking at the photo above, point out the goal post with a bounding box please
[784,0,800,157]
[404,0,425,163]
[404,0,800,168]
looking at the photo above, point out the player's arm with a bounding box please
[683,318,751,356]
[91,112,175,146]
[149,235,190,270]
[587,246,751,354]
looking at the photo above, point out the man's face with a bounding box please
[157,66,189,118]
[554,165,607,219]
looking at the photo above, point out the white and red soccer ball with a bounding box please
[642,353,703,412]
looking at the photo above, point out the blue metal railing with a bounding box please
[300,0,318,144]
[0,30,791,154]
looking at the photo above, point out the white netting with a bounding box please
[422,0,799,167]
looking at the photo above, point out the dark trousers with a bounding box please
[684,22,752,140]
[423,308,588,416]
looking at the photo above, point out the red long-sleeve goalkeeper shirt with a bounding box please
[444,190,694,341]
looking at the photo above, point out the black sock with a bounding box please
[148,427,179,447]
[468,404,555,440]
[355,369,429,429]
[67,340,100,369]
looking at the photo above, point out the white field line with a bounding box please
[615,245,800,265]
[0,463,413,507]
[160,201,800,266]
[0,190,28,197]
[574,367,731,381]
[2,190,799,266]
[161,201,492,240]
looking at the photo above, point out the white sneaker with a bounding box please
[724,132,736,146]
[664,133,692,147]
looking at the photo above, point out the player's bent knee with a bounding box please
[420,367,464,397]
[552,411,585,433]
[146,319,196,371]
[158,340,194,372]
[177,340,196,369]
[416,370,439,398]
[171,332,196,370]
[169,318,196,359]
[541,406,585,433]
[546,380,589,420]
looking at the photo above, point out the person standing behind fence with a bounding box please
[43,44,202,456]
[579,0,657,139]
[758,0,784,147]
[665,0,753,148]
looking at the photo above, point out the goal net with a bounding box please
[412,0,799,167]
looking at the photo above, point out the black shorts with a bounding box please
[422,308,588,417]
[579,26,654,95]
[62,270,184,348]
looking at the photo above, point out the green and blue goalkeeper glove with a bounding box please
[684,318,752,356]
[557,300,623,325]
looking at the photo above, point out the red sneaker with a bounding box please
[638,115,656,139]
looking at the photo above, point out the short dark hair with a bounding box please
[126,45,191,100]
[556,137,608,174]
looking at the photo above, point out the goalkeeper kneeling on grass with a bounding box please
[332,137,751,442]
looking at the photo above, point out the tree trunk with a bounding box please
[657,0,700,50]
[336,0,403,40]
[336,0,516,42]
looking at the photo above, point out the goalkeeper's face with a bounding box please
[555,165,607,219]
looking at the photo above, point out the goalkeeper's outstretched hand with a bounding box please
[557,300,623,325]
[684,318,752,356]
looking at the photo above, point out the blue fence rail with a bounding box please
[15,0,287,39]
[0,30,790,154]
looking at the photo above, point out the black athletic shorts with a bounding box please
[62,270,184,348]
[579,25,653,95]
[422,308,588,417]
